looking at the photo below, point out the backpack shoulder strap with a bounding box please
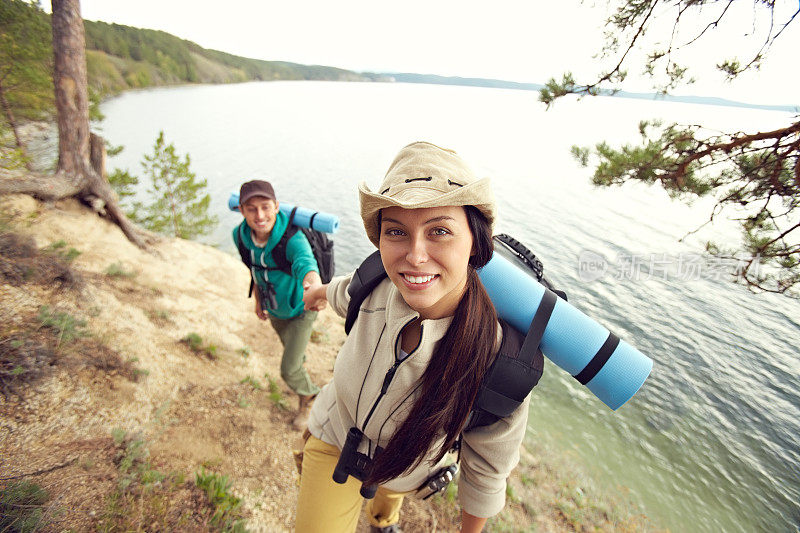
[463,321,527,431]
[235,223,252,269]
[234,224,256,298]
[271,208,299,276]
[344,251,387,335]
[464,290,556,431]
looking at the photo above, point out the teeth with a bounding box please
[404,274,436,284]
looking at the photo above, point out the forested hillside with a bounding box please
[84,20,378,96]
[0,0,379,130]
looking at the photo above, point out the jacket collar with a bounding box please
[238,210,289,252]
[384,281,453,366]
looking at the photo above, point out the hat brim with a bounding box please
[239,191,276,206]
[359,178,496,247]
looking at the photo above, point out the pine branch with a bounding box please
[670,122,800,185]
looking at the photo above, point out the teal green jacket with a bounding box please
[232,211,319,319]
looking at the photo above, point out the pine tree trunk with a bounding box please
[51,0,90,180]
[89,132,106,179]
[0,0,146,248]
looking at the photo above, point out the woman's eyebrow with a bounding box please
[381,216,455,225]
[424,216,455,224]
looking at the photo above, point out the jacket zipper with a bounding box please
[360,318,421,433]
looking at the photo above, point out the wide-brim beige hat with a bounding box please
[359,141,496,247]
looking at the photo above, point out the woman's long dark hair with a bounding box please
[365,205,497,486]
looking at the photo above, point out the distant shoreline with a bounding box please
[371,72,799,113]
[70,10,795,115]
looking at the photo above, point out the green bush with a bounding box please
[180,332,203,352]
[195,469,247,532]
[240,375,262,390]
[180,333,218,359]
[265,373,288,410]
[205,343,218,359]
[105,262,136,278]
[42,240,81,262]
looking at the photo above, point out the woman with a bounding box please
[298,142,532,533]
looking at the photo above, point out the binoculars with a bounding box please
[332,427,382,499]
[257,282,278,311]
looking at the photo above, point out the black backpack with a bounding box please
[235,207,335,298]
[344,234,567,431]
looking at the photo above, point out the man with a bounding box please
[233,179,322,430]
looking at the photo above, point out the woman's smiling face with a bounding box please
[379,205,474,320]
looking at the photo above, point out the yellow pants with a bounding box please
[295,435,408,533]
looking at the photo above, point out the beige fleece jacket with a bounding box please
[307,273,532,518]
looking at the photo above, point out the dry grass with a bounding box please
[0,304,143,398]
[0,223,146,397]
[98,431,227,532]
[0,231,81,289]
[0,436,223,533]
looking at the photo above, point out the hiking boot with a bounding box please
[292,394,314,431]
[369,526,401,533]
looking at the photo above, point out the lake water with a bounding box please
[99,81,800,533]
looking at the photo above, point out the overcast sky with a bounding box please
[74,0,798,105]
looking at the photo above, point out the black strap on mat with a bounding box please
[573,332,620,385]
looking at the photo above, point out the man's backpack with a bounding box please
[343,234,566,431]
[235,207,335,297]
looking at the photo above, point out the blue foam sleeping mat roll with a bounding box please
[228,192,339,234]
[478,252,653,410]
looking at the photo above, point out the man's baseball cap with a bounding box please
[239,180,276,205]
